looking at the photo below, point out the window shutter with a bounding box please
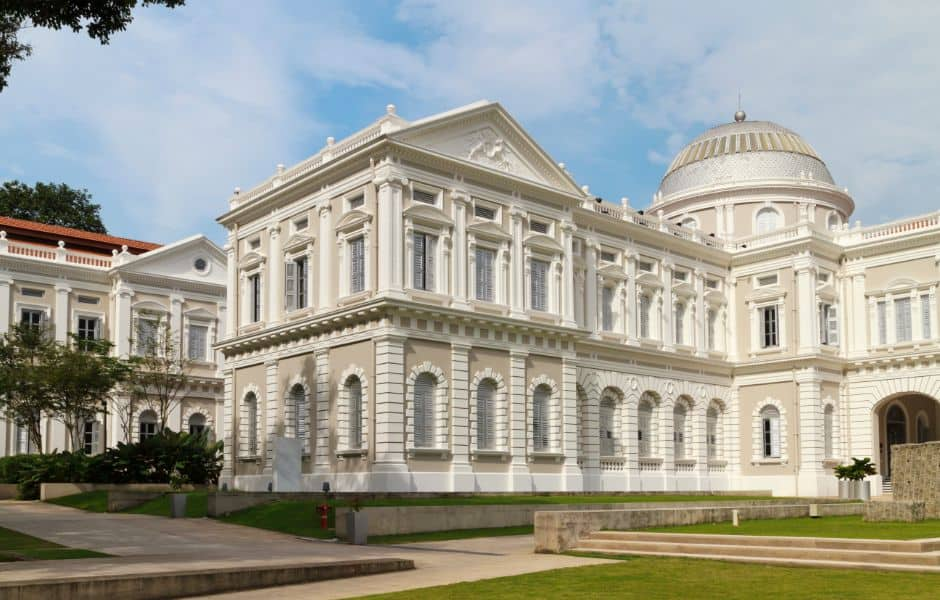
[477,380,495,449]
[414,374,435,448]
[675,304,684,344]
[348,378,362,447]
[922,294,931,340]
[770,415,780,458]
[91,421,100,453]
[638,403,652,457]
[827,305,839,345]
[296,257,307,308]
[602,287,614,331]
[350,237,364,293]
[895,298,912,342]
[413,233,425,289]
[426,236,437,291]
[531,260,548,311]
[284,261,296,311]
[533,386,550,451]
[640,295,650,338]
[877,301,887,345]
[476,248,494,302]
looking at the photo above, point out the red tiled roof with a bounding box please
[0,215,161,254]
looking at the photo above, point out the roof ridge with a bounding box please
[0,215,161,250]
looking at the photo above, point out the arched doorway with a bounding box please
[884,406,906,479]
[874,394,939,481]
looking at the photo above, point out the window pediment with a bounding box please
[746,286,786,303]
[816,283,837,302]
[335,209,373,234]
[704,289,728,306]
[635,271,662,289]
[403,203,454,228]
[523,233,563,254]
[238,251,266,270]
[283,233,315,254]
[598,263,627,281]
[184,307,215,321]
[672,281,695,298]
[467,220,512,242]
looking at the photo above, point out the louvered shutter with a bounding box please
[296,257,307,308]
[531,260,548,311]
[922,295,931,340]
[476,248,494,302]
[675,304,685,344]
[640,295,650,338]
[291,386,306,443]
[770,413,781,458]
[599,402,614,456]
[638,403,652,457]
[877,301,887,345]
[477,380,496,449]
[91,421,100,453]
[426,236,437,291]
[827,305,839,345]
[896,298,912,342]
[602,286,614,331]
[349,377,362,447]
[285,261,296,311]
[413,233,425,289]
[414,373,435,447]
[533,385,550,451]
[350,237,364,293]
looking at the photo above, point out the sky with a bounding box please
[1,0,938,246]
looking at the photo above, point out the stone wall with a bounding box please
[891,441,940,503]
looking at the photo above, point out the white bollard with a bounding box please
[732,509,740,527]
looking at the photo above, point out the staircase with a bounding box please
[574,532,940,572]
[882,478,892,494]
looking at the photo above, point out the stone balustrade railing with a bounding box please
[0,231,132,269]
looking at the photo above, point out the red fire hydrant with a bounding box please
[318,503,330,530]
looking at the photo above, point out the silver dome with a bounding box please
[659,119,834,198]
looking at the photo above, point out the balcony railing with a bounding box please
[0,233,128,270]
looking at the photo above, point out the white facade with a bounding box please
[0,224,227,455]
[218,102,940,496]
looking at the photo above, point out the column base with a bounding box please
[371,461,411,492]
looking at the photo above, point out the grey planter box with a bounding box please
[838,479,850,499]
[858,480,871,501]
[345,511,368,545]
[170,493,188,518]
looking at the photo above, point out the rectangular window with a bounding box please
[474,204,496,220]
[413,232,437,291]
[475,247,495,302]
[249,274,262,323]
[348,194,365,210]
[20,308,44,328]
[756,274,778,287]
[895,297,912,342]
[284,256,308,311]
[83,421,99,455]
[136,318,159,355]
[188,324,208,361]
[922,294,931,340]
[248,237,260,251]
[600,251,616,263]
[349,236,365,293]
[638,260,654,273]
[413,189,437,205]
[530,259,549,311]
[673,270,688,282]
[293,216,308,232]
[707,308,717,350]
[602,286,615,331]
[705,279,719,290]
[77,316,100,348]
[877,300,887,345]
[675,303,685,345]
[77,295,99,305]
[529,220,549,234]
[760,305,779,348]
[639,295,651,338]
[820,303,839,345]
[21,288,44,298]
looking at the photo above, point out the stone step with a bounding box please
[586,531,940,552]
[570,547,940,574]
[576,538,940,566]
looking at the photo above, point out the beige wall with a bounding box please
[866,257,937,291]
[526,354,562,389]
[330,340,375,472]
[738,380,798,476]
[233,363,266,476]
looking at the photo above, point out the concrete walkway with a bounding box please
[0,501,610,597]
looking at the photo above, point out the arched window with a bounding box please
[413,373,436,448]
[242,393,258,456]
[755,207,780,234]
[346,376,362,449]
[639,294,651,339]
[477,379,497,450]
[673,402,688,459]
[823,405,834,458]
[83,420,100,454]
[599,396,616,456]
[827,212,841,231]
[917,414,929,444]
[760,405,781,458]
[532,384,551,451]
[188,413,207,436]
[638,397,654,458]
[706,404,720,459]
[680,217,697,229]
[288,383,309,452]
[139,410,158,441]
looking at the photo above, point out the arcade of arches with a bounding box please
[875,394,940,479]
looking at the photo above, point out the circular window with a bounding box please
[193,257,208,273]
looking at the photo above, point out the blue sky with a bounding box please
[1,1,938,245]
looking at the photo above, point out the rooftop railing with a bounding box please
[0,232,131,270]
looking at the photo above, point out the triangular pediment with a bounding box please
[118,235,226,286]
[392,103,582,195]
[334,209,372,234]
[403,203,454,228]
[467,220,512,242]
[636,272,663,289]
[524,233,564,254]
[598,263,627,280]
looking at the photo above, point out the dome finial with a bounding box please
[734,90,745,122]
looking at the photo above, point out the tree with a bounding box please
[0,323,58,453]
[0,181,107,233]
[126,311,192,432]
[47,336,132,452]
[0,1,186,92]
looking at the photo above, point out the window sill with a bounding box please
[336,448,368,459]
[707,350,727,359]
[188,359,216,368]
[707,459,728,467]
[238,455,261,463]
[751,346,785,356]
[285,306,316,319]
[638,337,662,349]
[408,447,451,460]
[528,451,565,463]
[406,289,451,305]
[673,343,695,354]
[526,310,560,325]
[468,300,509,316]
[752,458,786,465]
[338,290,373,306]
[238,323,265,335]
[471,449,511,461]
[674,459,697,467]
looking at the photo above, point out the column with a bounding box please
[796,262,816,353]
[728,386,742,480]
[0,276,11,334]
[452,192,470,309]
[509,350,528,490]
[372,335,408,490]
[54,284,70,343]
[850,270,867,355]
[375,175,405,297]
[509,208,525,317]
[560,358,582,490]
[451,343,472,490]
[796,368,825,496]
[314,349,332,477]
[585,239,598,333]
[662,262,673,351]
[114,282,134,358]
[582,385,600,492]
[224,239,237,336]
[170,294,183,356]
[727,278,738,360]
[215,301,226,368]
[317,204,334,311]
[263,360,278,475]
[267,224,282,324]
[221,369,234,482]
[561,223,577,327]
[626,252,638,345]
[694,270,706,356]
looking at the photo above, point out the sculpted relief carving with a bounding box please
[465,129,517,173]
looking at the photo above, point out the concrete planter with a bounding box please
[838,479,850,499]
[345,511,368,545]
[857,480,871,501]
[170,493,188,518]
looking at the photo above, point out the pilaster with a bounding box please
[585,238,598,333]
[0,275,11,334]
[451,192,470,309]
[509,350,529,490]
[796,368,826,496]
[222,369,234,480]
[113,282,134,358]
[509,208,525,317]
[224,239,237,337]
[372,335,409,490]
[264,360,278,475]
[54,284,70,343]
[661,261,674,351]
[317,204,334,311]
[267,224,282,324]
[561,223,577,327]
[170,294,183,356]
[451,343,472,490]
[375,174,406,298]
[795,259,817,353]
[560,357,581,490]
[314,349,331,475]
[626,251,638,345]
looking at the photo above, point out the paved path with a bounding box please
[0,501,611,596]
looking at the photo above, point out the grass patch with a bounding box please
[0,525,109,561]
[351,494,770,508]
[217,500,336,539]
[370,525,533,545]
[644,515,940,540]
[125,492,208,518]
[354,555,940,599]
[46,490,109,512]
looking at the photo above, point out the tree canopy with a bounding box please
[0,180,108,233]
[0,1,186,92]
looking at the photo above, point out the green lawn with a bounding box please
[217,499,337,539]
[0,525,109,561]
[355,555,940,599]
[351,494,771,507]
[47,490,109,512]
[644,515,940,540]
[370,525,534,545]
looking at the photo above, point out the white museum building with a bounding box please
[0,217,227,455]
